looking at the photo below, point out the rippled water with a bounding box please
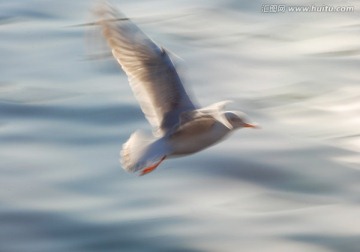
[1,0,359,251]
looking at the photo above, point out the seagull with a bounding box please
[96,3,258,175]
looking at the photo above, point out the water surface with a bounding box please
[1,0,359,251]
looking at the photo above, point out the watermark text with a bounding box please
[261,4,354,13]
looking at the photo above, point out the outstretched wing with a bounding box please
[96,3,196,135]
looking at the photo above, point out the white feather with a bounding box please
[120,131,169,173]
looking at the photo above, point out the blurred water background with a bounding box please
[1,0,360,251]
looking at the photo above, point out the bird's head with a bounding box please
[224,111,259,130]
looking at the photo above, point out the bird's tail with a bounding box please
[120,131,169,175]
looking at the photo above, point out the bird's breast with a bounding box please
[168,121,230,155]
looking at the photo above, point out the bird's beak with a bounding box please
[243,123,260,129]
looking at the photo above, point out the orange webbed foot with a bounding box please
[139,156,166,176]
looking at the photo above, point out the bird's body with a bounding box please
[96,3,258,175]
[168,113,230,155]
[170,123,227,155]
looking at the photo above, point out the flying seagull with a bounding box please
[96,3,258,175]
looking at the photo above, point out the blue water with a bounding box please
[1,0,359,251]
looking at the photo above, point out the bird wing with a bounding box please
[97,3,196,136]
[180,101,233,129]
